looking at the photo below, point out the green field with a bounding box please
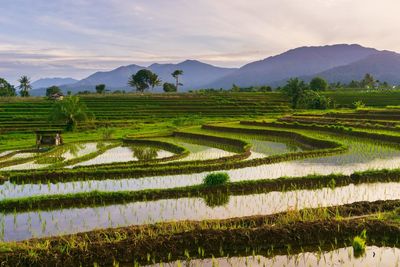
[1,91,400,266]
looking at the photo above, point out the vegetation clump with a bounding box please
[352,229,367,257]
[0,77,16,97]
[49,95,94,131]
[203,172,230,186]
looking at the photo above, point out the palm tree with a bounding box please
[18,76,31,97]
[171,70,183,92]
[149,72,161,89]
[49,95,94,131]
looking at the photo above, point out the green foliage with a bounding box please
[163,82,177,93]
[95,84,106,94]
[310,77,328,91]
[282,78,330,109]
[282,78,309,108]
[353,100,365,109]
[132,146,159,160]
[46,86,62,97]
[352,230,367,257]
[231,84,240,92]
[101,127,115,140]
[35,156,65,164]
[18,76,31,97]
[297,90,330,109]
[0,78,16,97]
[348,80,361,88]
[49,95,94,131]
[203,172,230,186]
[128,69,161,92]
[361,73,376,88]
[229,84,272,92]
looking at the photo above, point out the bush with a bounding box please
[203,172,230,186]
[297,90,331,109]
[353,100,365,109]
[101,127,115,140]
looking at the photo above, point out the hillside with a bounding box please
[29,44,400,95]
[310,51,400,84]
[31,78,78,89]
[207,44,379,88]
[61,60,237,93]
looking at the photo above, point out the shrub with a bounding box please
[101,127,115,140]
[353,100,365,109]
[203,172,230,186]
[297,90,331,109]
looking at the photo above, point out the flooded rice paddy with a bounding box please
[1,182,398,241]
[145,246,400,267]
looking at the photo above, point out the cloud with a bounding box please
[0,0,400,82]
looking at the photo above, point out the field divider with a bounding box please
[1,201,399,266]
[240,120,400,145]
[71,138,191,170]
[3,167,400,213]
[4,126,348,183]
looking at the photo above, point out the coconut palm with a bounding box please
[18,76,31,97]
[49,95,94,131]
[171,70,183,91]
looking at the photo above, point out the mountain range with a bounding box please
[31,78,78,90]
[30,44,400,95]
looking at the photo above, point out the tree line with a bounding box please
[0,76,32,97]
[0,72,397,98]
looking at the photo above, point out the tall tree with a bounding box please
[95,84,106,94]
[309,77,328,91]
[46,86,62,97]
[18,76,31,97]
[149,72,161,89]
[49,95,94,131]
[128,69,161,92]
[282,78,309,108]
[361,73,375,88]
[171,70,183,91]
[0,78,16,97]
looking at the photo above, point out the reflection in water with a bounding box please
[2,182,399,241]
[203,192,230,208]
[146,246,400,267]
[131,146,159,161]
[71,145,174,167]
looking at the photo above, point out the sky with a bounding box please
[1,0,400,83]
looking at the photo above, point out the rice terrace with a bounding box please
[2,1,400,266]
[0,89,399,266]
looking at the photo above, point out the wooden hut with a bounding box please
[49,93,64,101]
[35,130,63,148]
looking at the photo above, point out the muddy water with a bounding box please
[1,182,399,241]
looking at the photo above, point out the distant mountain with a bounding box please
[71,64,144,89]
[307,51,400,84]
[148,60,237,90]
[31,77,78,89]
[29,44,400,96]
[207,44,379,88]
[62,60,237,93]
